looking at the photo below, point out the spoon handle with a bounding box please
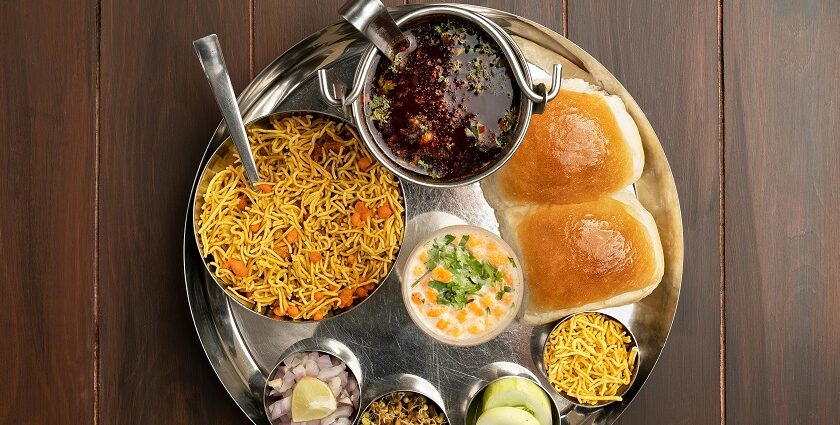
[339,0,406,60]
[193,34,261,188]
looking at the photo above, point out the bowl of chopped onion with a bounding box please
[263,339,363,425]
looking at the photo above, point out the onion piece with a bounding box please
[318,364,345,380]
[316,355,333,369]
[328,376,342,397]
[319,405,353,424]
[292,365,307,380]
[304,359,319,377]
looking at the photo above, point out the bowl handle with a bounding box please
[317,67,364,111]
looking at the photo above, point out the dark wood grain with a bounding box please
[253,0,402,74]
[569,1,721,423]
[0,1,97,424]
[98,0,251,423]
[724,1,840,423]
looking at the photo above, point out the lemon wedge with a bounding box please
[291,376,337,421]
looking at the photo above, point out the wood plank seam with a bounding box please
[94,0,102,424]
[717,0,725,424]
[562,0,568,37]
[250,0,255,79]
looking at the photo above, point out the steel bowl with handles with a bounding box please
[317,2,562,188]
[191,110,407,322]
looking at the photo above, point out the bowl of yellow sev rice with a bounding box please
[192,110,406,322]
[541,312,640,408]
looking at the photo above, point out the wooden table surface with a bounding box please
[1,0,838,424]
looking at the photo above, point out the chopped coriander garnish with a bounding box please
[498,107,518,134]
[377,76,395,93]
[508,256,516,267]
[421,234,504,309]
[495,285,512,300]
[459,235,469,247]
[369,95,391,123]
[388,54,406,73]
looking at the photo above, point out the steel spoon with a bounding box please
[339,0,409,61]
[193,34,261,189]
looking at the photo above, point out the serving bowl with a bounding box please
[263,338,364,425]
[540,312,640,408]
[191,110,407,322]
[400,224,524,347]
[358,374,451,424]
[318,3,562,188]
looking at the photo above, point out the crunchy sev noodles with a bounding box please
[196,114,404,320]
[543,312,637,405]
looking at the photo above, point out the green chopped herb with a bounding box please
[378,76,395,93]
[416,158,443,178]
[459,235,469,247]
[475,42,496,56]
[495,285,512,300]
[388,54,406,73]
[369,95,391,123]
[499,107,518,134]
[421,233,504,309]
[508,256,517,267]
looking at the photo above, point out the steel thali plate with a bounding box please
[183,5,684,425]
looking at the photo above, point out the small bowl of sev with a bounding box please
[192,111,406,322]
[541,312,639,408]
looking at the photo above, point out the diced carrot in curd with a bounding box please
[427,306,444,318]
[455,309,468,323]
[480,295,494,308]
[467,324,484,335]
[436,319,450,331]
[425,288,437,304]
[419,251,429,262]
[413,266,425,277]
[501,292,514,305]
[493,306,507,318]
[489,251,508,266]
[447,326,462,337]
[502,269,513,284]
[468,302,484,316]
[466,235,483,250]
[411,292,424,305]
[431,266,452,283]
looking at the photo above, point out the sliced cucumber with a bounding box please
[482,378,552,425]
[477,406,540,425]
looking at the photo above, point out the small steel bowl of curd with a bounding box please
[401,225,523,346]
